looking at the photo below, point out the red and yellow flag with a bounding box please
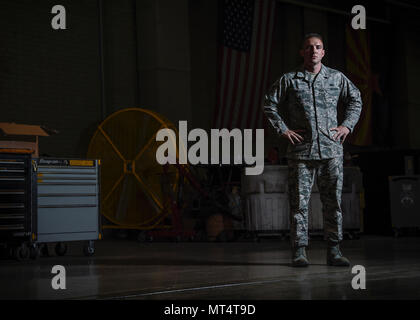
[345,25,374,146]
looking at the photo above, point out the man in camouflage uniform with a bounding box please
[263,33,362,267]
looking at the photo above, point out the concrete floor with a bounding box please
[0,235,419,300]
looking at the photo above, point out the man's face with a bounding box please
[300,37,325,66]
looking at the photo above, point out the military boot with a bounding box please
[327,242,350,266]
[292,246,309,267]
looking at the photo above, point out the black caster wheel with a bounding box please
[8,247,14,258]
[55,242,68,256]
[40,244,50,257]
[29,245,40,260]
[13,244,29,261]
[83,241,95,256]
[12,247,22,261]
[21,244,30,260]
[20,244,29,260]
[137,231,147,242]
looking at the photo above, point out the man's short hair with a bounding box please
[302,33,324,49]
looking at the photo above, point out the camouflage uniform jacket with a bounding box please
[263,64,362,160]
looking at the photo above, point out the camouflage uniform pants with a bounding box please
[288,157,343,247]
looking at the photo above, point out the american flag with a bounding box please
[213,0,276,130]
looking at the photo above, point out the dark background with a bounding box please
[1,0,419,234]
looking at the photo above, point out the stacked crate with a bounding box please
[242,165,364,239]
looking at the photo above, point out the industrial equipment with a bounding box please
[0,153,101,260]
[87,108,193,239]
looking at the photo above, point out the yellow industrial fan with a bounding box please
[87,108,187,230]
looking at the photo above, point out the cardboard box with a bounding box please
[0,122,57,157]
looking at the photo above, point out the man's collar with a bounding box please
[318,64,330,79]
[294,64,329,80]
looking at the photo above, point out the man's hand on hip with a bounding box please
[282,129,305,145]
[330,126,350,144]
